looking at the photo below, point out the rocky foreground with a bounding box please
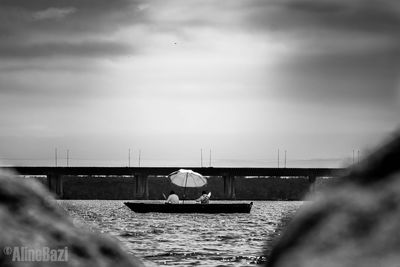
[0,169,144,267]
[267,131,400,267]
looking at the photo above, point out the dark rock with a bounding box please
[0,169,144,267]
[267,132,400,267]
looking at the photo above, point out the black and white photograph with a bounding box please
[0,0,399,266]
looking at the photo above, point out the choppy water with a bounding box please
[58,200,303,266]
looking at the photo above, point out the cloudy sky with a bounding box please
[0,0,399,167]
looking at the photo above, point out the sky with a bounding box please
[0,0,399,168]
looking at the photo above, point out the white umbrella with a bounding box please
[168,169,207,203]
[168,169,207,188]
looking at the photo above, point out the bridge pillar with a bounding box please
[135,174,148,200]
[47,174,63,199]
[308,175,317,193]
[223,174,236,199]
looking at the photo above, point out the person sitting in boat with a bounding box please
[195,190,210,204]
[166,190,179,204]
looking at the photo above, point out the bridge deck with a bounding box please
[4,166,347,177]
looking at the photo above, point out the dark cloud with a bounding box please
[0,0,143,34]
[242,0,400,35]
[265,46,400,107]
[0,41,134,59]
[130,0,400,39]
[0,0,131,10]
[283,0,347,14]
[236,0,400,105]
[2,0,400,59]
[0,0,145,59]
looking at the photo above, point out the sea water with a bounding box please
[58,200,303,266]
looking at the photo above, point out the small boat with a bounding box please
[125,169,253,214]
[124,202,253,213]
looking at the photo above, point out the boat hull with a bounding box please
[124,202,253,213]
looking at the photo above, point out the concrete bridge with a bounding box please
[4,166,347,199]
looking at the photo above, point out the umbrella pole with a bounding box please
[183,173,188,204]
